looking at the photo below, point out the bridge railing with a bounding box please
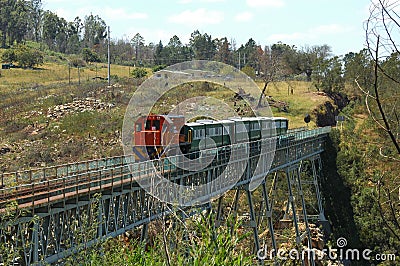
[0,126,331,209]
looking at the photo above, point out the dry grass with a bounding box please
[0,62,132,91]
[255,80,330,128]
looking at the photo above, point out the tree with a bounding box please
[131,33,145,65]
[313,56,344,93]
[0,0,15,47]
[66,17,83,54]
[154,40,165,65]
[365,0,400,155]
[257,45,285,108]
[0,0,31,48]
[292,45,332,82]
[82,48,101,63]
[241,65,256,79]
[8,0,29,45]
[13,44,43,68]
[355,0,400,250]
[1,49,16,63]
[189,30,216,60]
[343,49,374,97]
[214,37,233,65]
[42,11,67,51]
[83,14,107,49]
[26,0,42,42]
[237,38,258,70]
[165,35,191,65]
[131,67,147,78]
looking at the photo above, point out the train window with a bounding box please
[262,121,267,129]
[215,127,221,135]
[252,122,260,131]
[281,121,287,128]
[145,120,151,130]
[135,123,142,132]
[194,129,205,139]
[236,123,246,133]
[245,124,250,132]
[223,126,230,135]
[275,121,281,128]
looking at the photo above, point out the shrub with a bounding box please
[11,44,44,68]
[1,49,16,63]
[69,56,87,68]
[82,48,101,64]
[131,67,148,78]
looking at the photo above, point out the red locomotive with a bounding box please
[133,114,187,160]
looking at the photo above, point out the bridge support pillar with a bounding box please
[285,164,315,266]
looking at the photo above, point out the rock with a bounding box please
[46,97,115,119]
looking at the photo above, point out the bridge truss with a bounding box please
[0,127,330,265]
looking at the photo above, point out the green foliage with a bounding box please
[152,64,167,72]
[82,48,101,63]
[321,102,400,262]
[313,56,344,93]
[0,201,39,265]
[69,56,87,67]
[241,65,256,79]
[2,44,44,68]
[131,67,148,78]
[1,48,16,63]
[84,212,253,265]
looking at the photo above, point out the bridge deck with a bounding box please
[0,126,331,265]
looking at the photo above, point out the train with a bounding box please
[132,115,289,161]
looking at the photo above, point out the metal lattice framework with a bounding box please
[0,127,330,265]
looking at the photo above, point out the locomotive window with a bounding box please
[135,123,142,132]
[153,120,160,130]
[275,121,281,128]
[145,120,151,130]
[281,121,287,128]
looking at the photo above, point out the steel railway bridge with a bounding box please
[0,126,331,265]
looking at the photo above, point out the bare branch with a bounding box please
[372,37,400,154]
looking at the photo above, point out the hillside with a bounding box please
[0,58,333,173]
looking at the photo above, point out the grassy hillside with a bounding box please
[0,58,331,172]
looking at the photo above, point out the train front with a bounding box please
[132,115,185,161]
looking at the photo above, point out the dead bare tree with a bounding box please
[361,0,400,246]
[257,46,285,108]
[365,0,400,155]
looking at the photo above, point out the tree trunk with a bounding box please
[257,81,268,108]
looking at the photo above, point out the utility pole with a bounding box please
[107,26,111,86]
[238,52,241,70]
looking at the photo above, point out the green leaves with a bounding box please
[1,44,43,68]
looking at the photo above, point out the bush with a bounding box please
[82,48,101,64]
[1,49,16,63]
[131,67,148,78]
[3,44,44,68]
[69,56,86,68]
[152,64,167,72]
